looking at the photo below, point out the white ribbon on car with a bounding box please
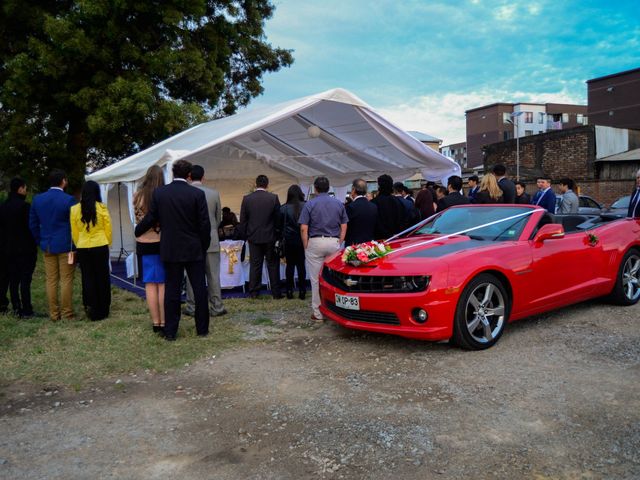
[387,208,546,257]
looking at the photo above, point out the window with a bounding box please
[525,130,534,136]
[503,131,511,141]
[503,112,511,123]
[451,149,456,155]
[524,112,533,123]
[576,114,584,124]
[562,113,569,123]
[583,116,588,125]
[538,112,545,124]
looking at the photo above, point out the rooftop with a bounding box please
[407,130,443,143]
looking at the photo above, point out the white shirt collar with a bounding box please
[353,195,367,200]
[255,188,266,191]
[191,181,202,186]
[174,178,187,183]
[50,187,63,191]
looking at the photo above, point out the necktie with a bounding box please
[631,189,640,218]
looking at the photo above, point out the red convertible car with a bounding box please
[319,205,640,349]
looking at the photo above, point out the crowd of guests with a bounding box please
[2,160,639,340]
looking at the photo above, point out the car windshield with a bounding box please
[611,196,630,208]
[413,206,533,241]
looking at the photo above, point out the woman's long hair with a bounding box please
[479,173,503,201]
[285,184,305,221]
[135,165,165,214]
[80,180,102,231]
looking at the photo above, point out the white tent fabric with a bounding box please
[87,88,460,256]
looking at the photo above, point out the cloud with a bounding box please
[494,4,517,21]
[376,88,585,145]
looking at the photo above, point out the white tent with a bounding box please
[87,88,460,256]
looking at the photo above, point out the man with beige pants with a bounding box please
[29,169,77,320]
[299,177,348,321]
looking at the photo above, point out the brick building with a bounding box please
[483,125,640,205]
[587,67,640,130]
[440,141,467,168]
[466,102,587,169]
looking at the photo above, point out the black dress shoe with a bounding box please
[197,333,209,338]
[164,335,177,342]
[286,290,294,299]
[273,294,284,300]
[299,291,306,300]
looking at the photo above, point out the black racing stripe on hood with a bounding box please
[403,239,496,258]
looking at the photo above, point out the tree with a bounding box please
[0,1,293,189]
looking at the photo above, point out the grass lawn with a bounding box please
[0,255,265,388]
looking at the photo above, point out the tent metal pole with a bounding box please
[116,182,129,263]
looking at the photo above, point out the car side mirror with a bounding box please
[533,223,565,243]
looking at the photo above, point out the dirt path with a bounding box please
[1,299,639,479]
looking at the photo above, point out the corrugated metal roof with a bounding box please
[407,130,442,143]
[596,148,640,162]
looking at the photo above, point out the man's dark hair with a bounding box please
[222,207,231,213]
[516,181,526,189]
[314,176,330,193]
[447,175,463,192]
[172,159,193,179]
[469,175,479,183]
[436,186,448,196]
[492,164,506,176]
[392,181,405,194]
[256,175,269,188]
[377,174,394,195]
[352,178,367,196]
[49,169,67,187]
[559,177,575,190]
[10,177,26,193]
[426,181,436,188]
[537,175,551,182]
[190,165,205,181]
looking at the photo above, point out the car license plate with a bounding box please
[335,294,360,310]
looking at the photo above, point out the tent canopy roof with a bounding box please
[87,88,460,187]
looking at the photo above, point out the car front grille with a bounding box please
[322,266,428,293]
[326,302,400,325]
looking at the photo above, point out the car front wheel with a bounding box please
[610,248,640,305]
[452,273,510,350]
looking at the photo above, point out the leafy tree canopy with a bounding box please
[0,0,293,190]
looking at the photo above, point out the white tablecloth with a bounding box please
[220,240,309,289]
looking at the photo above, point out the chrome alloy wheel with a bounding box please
[622,253,640,302]
[465,282,506,344]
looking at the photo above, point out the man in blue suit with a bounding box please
[531,175,557,213]
[29,170,77,321]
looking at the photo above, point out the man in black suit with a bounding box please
[372,174,407,239]
[135,160,211,341]
[627,169,640,218]
[437,175,470,212]
[493,164,516,203]
[345,179,378,244]
[0,178,38,317]
[239,175,282,299]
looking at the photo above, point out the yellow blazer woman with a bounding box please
[70,186,113,321]
[70,202,112,248]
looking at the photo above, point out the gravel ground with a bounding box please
[1,298,639,479]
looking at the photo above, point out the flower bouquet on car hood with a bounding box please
[342,240,393,266]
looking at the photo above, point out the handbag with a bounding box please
[274,206,287,259]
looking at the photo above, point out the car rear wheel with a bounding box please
[452,273,510,350]
[610,248,640,305]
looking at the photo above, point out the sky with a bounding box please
[249,0,640,145]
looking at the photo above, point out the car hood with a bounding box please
[325,235,498,275]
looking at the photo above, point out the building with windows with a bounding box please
[440,142,467,168]
[407,130,443,152]
[587,67,640,130]
[465,102,587,168]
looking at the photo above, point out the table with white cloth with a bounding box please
[219,240,309,290]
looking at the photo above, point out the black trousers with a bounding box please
[284,242,306,293]
[0,255,9,312]
[7,252,37,315]
[248,241,280,297]
[77,246,111,320]
[164,259,208,338]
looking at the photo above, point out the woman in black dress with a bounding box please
[279,185,306,299]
